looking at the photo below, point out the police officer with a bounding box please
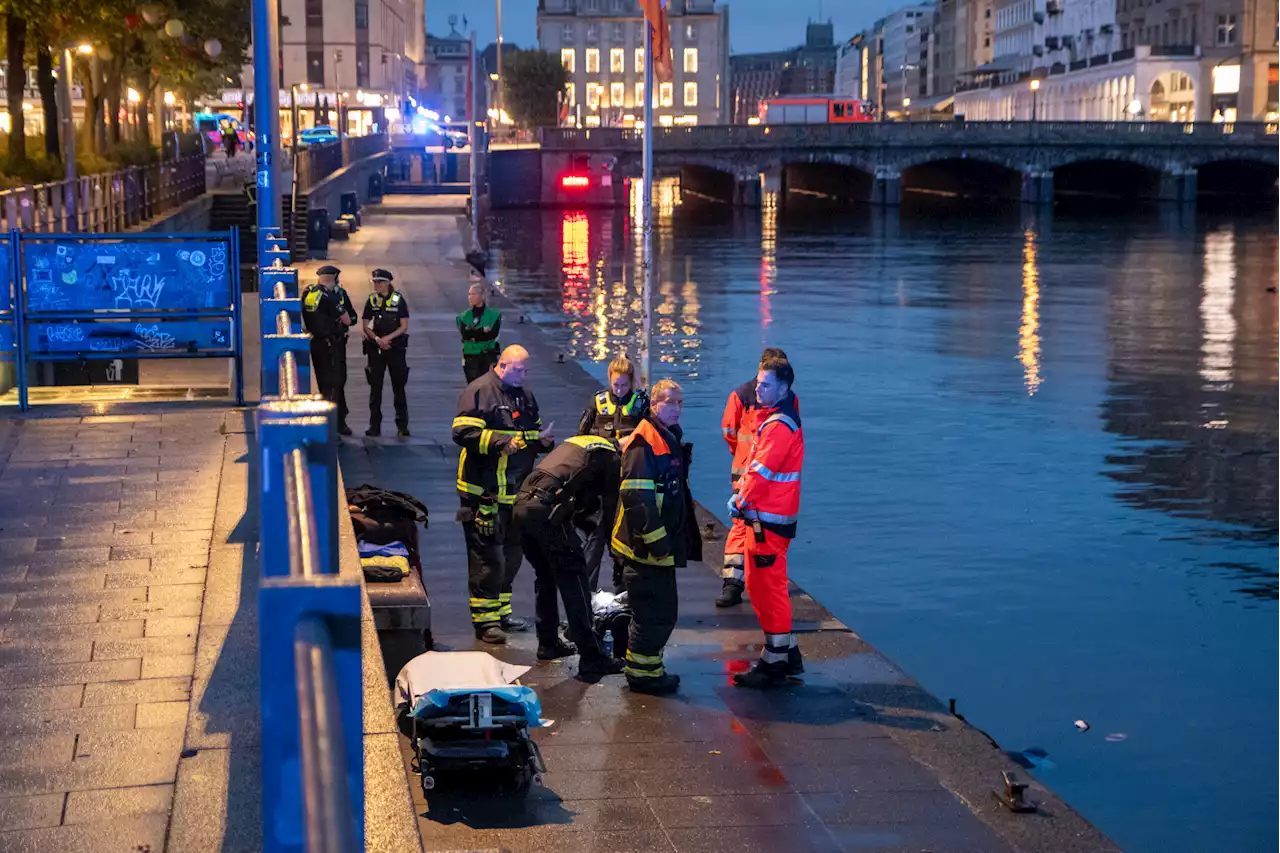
[452,345,554,644]
[611,379,687,695]
[361,268,411,437]
[576,354,650,591]
[457,270,503,384]
[302,264,357,435]
[514,436,628,678]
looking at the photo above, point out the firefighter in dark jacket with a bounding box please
[452,345,555,644]
[458,272,503,385]
[611,379,687,695]
[361,268,411,437]
[576,355,650,591]
[513,436,628,677]
[302,264,358,435]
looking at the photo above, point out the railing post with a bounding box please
[261,332,313,399]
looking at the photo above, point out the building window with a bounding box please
[566,82,576,107]
[562,48,576,72]
[611,47,625,72]
[635,82,645,107]
[611,81,625,106]
[984,36,991,46]
[635,48,645,72]
[585,0,599,10]
[1216,14,1236,45]
[612,22,625,42]
[562,24,575,42]
[354,1,368,28]
[587,23,599,41]
[685,23,697,40]
[356,56,369,87]
[683,81,697,106]
[684,48,698,73]
[586,83,601,108]
[985,6,991,16]
[659,81,673,106]
[307,49,325,85]
[586,48,600,73]
[305,0,323,28]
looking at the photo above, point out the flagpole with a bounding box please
[469,31,479,251]
[640,22,654,390]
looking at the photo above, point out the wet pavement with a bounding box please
[315,211,1120,853]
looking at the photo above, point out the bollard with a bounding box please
[261,333,313,398]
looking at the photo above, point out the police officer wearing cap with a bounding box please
[302,264,358,435]
[361,268,411,437]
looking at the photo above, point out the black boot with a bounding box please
[501,615,530,633]
[337,422,353,436]
[579,655,626,677]
[627,673,681,695]
[787,645,804,675]
[365,424,381,437]
[397,425,411,437]
[476,625,507,645]
[537,638,578,660]
[716,579,744,608]
[733,660,788,689]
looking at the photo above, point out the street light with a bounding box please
[1030,79,1041,121]
[902,96,911,121]
[76,43,93,55]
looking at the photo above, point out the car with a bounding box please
[299,126,340,146]
[441,129,469,149]
[197,113,253,151]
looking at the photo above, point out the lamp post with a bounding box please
[902,96,911,121]
[495,0,503,119]
[1030,78,1041,121]
[58,44,93,229]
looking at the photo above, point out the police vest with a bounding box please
[302,285,349,340]
[589,390,648,440]
[457,306,501,356]
[367,291,407,344]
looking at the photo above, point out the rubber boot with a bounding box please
[627,673,681,695]
[501,615,530,633]
[476,626,507,645]
[537,638,578,660]
[715,579,744,608]
[787,645,804,676]
[733,660,788,689]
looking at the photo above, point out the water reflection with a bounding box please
[1018,228,1042,395]
[1199,225,1237,389]
[760,190,778,332]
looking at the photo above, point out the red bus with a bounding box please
[760,96,875,125]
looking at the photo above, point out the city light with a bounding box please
[127,88,141,103]
[163,91,176,106]
[560,174,591,189]
[77,44,94,55]
[1030,79,1041,91]
[1019,229,1042,395]
[902,97,911,107]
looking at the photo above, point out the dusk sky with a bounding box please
[427,0,903,55]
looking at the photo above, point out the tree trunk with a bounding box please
[36,44,59,158]
[107,57,124,145]
[5,12,27,166]
[92,57,107,154]
[84,58,102,156]
[138,91,150,143]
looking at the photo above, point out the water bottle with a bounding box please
[602,629,614,659]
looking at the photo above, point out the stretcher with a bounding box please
[394,651,548,796]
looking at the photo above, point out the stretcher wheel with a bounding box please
[421,774,436,793]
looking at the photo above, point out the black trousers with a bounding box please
[310,336,349,426]
[365,345,409,428]
[463,351,499,385]
[513,501,604,660]
[461,502,523,630]
[620,560,678,676]
[581,509,622,593]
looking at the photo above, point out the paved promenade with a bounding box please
[308,210,1120,853]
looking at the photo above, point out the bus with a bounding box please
[760,96,875,125]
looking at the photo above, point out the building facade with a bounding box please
[730,50,794,122]
[729,21,841,123]
[881,5,936,108]
[538,0,731,127]
[424,23,471,123]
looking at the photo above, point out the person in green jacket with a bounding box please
[457,273,503,384]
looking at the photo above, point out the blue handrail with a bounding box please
[256,227,364,853]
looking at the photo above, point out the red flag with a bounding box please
[640,0,673,83]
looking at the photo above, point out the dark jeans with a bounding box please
[310,335,349,426]
[514,500,604,660]
[461,502,523,631]
[365,344,409,428]
[463,351,499,385]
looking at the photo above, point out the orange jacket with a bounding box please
[722,379,800,485]
[736,393,803,539]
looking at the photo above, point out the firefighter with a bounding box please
[576,355,650,591]
[729,354,804,689]
[452,345,554,644]
[360,268,410,437]
[611,379,687,695]
[457,272,503,385]
[302,264,358,435]
[513,436,628,677]
[717,347,796,607]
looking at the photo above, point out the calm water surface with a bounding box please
[487,187,1278,853]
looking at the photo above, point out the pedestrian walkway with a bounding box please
[313,207,1120,853]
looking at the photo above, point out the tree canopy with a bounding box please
[501,49,569,131]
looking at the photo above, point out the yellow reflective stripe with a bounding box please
[620,479,655,490]
[640,527,667,544]
[523,430,542,440]
[453,416,486,429]
[479,429,495,454]
[496,452,510,503]
[470,598,501,609]
[625,650,663,665]
[567,435,615,452]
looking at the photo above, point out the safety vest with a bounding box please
[610,418,686,567]
[367,291,407,344]
[589,389,648,439]
[736,394,803,539]
[302,284,350,340]
[457,306,501,356]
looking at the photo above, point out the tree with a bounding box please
[501,49,569,131]
[4,8,26,165]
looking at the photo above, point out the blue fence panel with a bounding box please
[26,318,235,356]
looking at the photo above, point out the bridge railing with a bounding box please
[539,121,1277,150]
[294,132,387,191]
[256,230,364,853]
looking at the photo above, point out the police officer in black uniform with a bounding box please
[302,264,357,435]
[361,268,411,437]
[514,436,628,678]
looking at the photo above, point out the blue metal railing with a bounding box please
[256,227,364,853]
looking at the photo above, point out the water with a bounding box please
[487,187,1278,853]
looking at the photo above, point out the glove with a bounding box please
[727,493,744,519]
[502,436,527,456]
[475,498,498,538]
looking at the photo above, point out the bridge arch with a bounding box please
[1052,157,1166,200]
[779,157,877,205]
[898,155,1025,201]
[1194,157,1279,201]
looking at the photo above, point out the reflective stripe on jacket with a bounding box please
[610,418,687,567]
[722,379,801,485]
[452,370,552,504]
[580,389,650,440]
[736,393,803,539]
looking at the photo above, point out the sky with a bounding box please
[427,0,902,55]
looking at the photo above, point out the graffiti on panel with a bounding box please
[28,319,234,355]
[22,240,230,313]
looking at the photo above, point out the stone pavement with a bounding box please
[311,210,1121,853]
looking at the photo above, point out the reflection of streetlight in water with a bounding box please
[760,189,778,332]
[1199,226,1236,389]
[560,211,589,318]
[1018,229,1042,395]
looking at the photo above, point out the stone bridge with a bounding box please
[489,121,1278,206]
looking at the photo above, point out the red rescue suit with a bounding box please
[730,393,803,665]
[721,381,800,584]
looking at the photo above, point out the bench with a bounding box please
[330,219,351,240]
[367,570,432,682]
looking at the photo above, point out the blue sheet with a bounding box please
[410,685,545,728]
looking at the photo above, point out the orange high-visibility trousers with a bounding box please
[743,528,792,635]
[722,517,750,581]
